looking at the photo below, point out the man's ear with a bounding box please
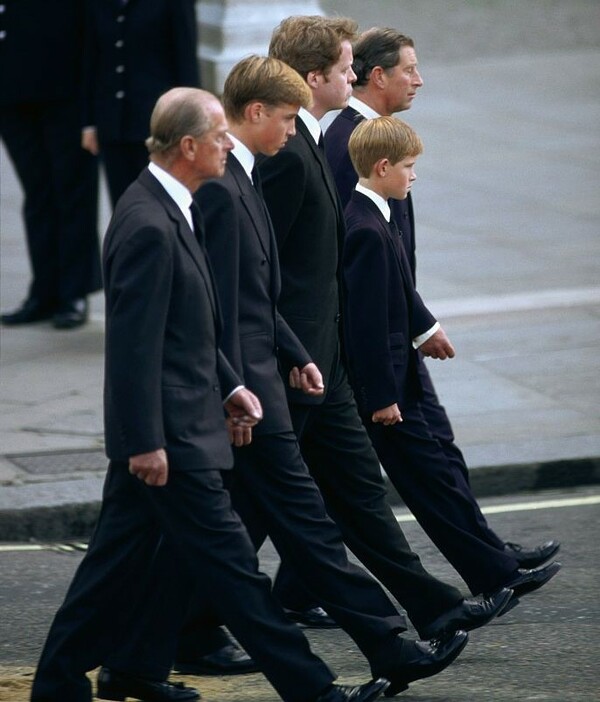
[306,70,321,90]
[180,135,197,161]
[370,66,387,90]
[245,101,264,123]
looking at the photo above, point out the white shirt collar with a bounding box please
[349,95,381,120]
[298,107,322,145]
[355,182,391,222]
[228,133,255,181]
[148,161,194,231]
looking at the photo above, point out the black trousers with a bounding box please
[31,463,334,702]
[107,432,410,683]
[273,358,464,635]
[0,99,101,307]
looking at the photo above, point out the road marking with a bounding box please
[0,496,598,551]
[394,494,600,523]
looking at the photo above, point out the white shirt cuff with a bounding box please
[412,322,440,349]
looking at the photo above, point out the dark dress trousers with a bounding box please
[342,192,519,595]
[257,117,466,630]
[30,168,337,702]
[82,0,199,205]
[0,0,101,309]
[325,107,517,593]
[109,153,415,674]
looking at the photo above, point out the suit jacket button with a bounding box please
[335,313,341,323]
[213,385,219,392]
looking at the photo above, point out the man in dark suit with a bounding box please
[258,15,524,627]
[81,0,199,207]
[30,87,389,702]
[96,57,469,702]
[0,0,101,329]
[323,27,560,596]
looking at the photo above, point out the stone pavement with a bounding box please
[1,5,600,542]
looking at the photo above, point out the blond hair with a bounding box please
[223,55,312,121]
[349,116,423,177]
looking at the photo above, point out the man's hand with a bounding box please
[129,448,168,486]
[81,127,99,155]
[289,363,325,396]
[225,388,263,428]
[227,421,253,447]
[419,327,456,360]
[372,403,403,425]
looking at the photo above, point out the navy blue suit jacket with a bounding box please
[343,191,436,414]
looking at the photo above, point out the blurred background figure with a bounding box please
[0,0,101,330]
[81,0,200,208]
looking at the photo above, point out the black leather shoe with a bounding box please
[504,561,561,597]
[383,631,469,697]
[174,641,258,676]
[420,587,513,639]
[504,540,560,569]
[315,678,390,702]
[284,606,339,628]
[1,297,54,325]
[96,667,199,701]
[53,297,88,329]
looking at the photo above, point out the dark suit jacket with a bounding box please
[196,153,312,434]
[257,117,344,405]
[82,0,198,143]
[103,167,239,470]
[343,191,436,414]
[0,0,85,106]
[324,105,417,276]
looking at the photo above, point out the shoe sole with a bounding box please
[284,610,340,629]
[384,632,469,697]
[509,562,561,598]
[96,687,200,701]
[497,595,520,617]
[173,662,259,676]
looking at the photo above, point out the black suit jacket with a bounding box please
[258,118,344,405]
[343,192,436,414]
[103,167,239,470]
[0,0,85,106]
[325,105,417,277]
[196,154,312,434]
[82,0,199,142]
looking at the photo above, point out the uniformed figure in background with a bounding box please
[0,0,101,330]
[81,0,200,208]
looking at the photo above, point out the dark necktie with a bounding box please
[317,132,325,151]
[251,165,264,197]
[189,201,206,247]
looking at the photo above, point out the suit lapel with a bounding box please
[138,169,218,318]
[297,118,342,222]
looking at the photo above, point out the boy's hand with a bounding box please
[419,327,455,360]
[289,363,325,396]
[372,404,403,425]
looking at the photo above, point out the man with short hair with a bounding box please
[322,27,560,598]
[29,87,388,702]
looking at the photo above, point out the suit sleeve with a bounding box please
[343,226,400,413]
[258,150,307,251]
[195,181,244,382]
[104,223,172,456]
[275,311,312,369]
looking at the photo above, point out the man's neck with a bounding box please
[352,88,389,117]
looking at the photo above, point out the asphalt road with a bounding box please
[1,486,599,702]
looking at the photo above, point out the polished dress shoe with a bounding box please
[1,297,54,325]
[504,561,561,597]
[504,540,560,569]
[96,667,199,701]
[315,678,390,702]
[53,297,88,329]
[420,587,513,639]
[284,605,339,628]
[174,641,258,676]
[383,630,469,697]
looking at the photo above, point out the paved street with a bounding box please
[1,487,599,701]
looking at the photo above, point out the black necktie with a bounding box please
[317,132,325,151]
[189,201,205,247]
[251,165,264,197]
